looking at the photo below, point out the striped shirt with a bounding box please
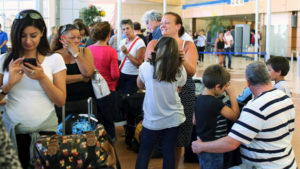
[229,89,297,169]
[215,114,227,138]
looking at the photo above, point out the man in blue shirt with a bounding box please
[142,10,162,40]
[0,24,8,54]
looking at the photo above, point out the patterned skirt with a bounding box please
[176,76,195,147]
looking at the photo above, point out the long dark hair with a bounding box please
[50,24,79,51]
[150,37,183,82]
[3,9,50,71]
[164,12,185,37]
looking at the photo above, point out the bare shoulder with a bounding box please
[83,47,92,54]
[147,40,158,50]
[184,41,197,52]
[55,49,64,55]
[185,41,196,48]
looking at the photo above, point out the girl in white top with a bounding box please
[135,36,187,169]
[0,9,66,169]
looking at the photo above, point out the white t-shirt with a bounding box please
[224,34,233,48]
[139,62,187,130]
[119,37,145,75]
[196,35,206,47]
[274,80,292,97]
[0,53,66,128]
[180,32,194,43]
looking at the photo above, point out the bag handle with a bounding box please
[119,37,140,71]
[87,97,92,125]
[62,106,66,135]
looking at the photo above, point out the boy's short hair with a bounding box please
[133,22,141,30]
[202,64,230,89]
[266,56,290,76]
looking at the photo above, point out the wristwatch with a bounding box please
[73,52,80,59]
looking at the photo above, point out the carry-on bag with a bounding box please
[57,98,98,135]
[35,98,121,169]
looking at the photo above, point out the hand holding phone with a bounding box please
[23,58,37,69]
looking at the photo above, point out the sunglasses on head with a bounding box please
[15,12,42,20]
[61,24,78,35]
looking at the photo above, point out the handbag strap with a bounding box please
[119,37,140,71]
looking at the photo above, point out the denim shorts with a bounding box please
[197,152,224,169]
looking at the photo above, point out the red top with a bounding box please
[88,45,120,91]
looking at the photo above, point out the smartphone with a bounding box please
[23,58,37,68]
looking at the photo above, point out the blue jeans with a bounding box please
[197,152,224,169]
[223,48,232,68]
[135,126,179,169]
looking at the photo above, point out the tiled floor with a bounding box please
[114,55,300,169]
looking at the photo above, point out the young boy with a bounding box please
[193,64,240,169]
[266,56,292,97]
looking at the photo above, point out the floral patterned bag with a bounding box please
[35,125,118,169]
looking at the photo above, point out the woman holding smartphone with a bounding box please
[50,24,95,120]
[0,9,66,169]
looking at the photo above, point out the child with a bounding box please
[135,37,187,169]
[194,64,240,169]
[266,56,292,97]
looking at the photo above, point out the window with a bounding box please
[0,0,50,47]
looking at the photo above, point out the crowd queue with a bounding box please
[0,8,297,169]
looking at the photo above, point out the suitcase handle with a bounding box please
[62,106,66,135]
[87,97,92,125]
[61,97,93,136]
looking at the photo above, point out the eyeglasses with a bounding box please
[15,12,42,20]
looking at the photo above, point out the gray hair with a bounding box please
[121,19,133,28]
[142,10,162,25]
[246,61,270,86]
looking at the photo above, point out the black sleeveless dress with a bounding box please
[66,63,94,101]
[176,40,196,147]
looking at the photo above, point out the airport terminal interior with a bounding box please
[0,0,300,168]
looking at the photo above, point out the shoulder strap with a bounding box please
[119,37,141,71]
[182,40,186,50]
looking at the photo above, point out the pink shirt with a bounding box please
[88,45,120,91]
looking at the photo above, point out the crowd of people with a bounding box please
[0,8,297,169]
